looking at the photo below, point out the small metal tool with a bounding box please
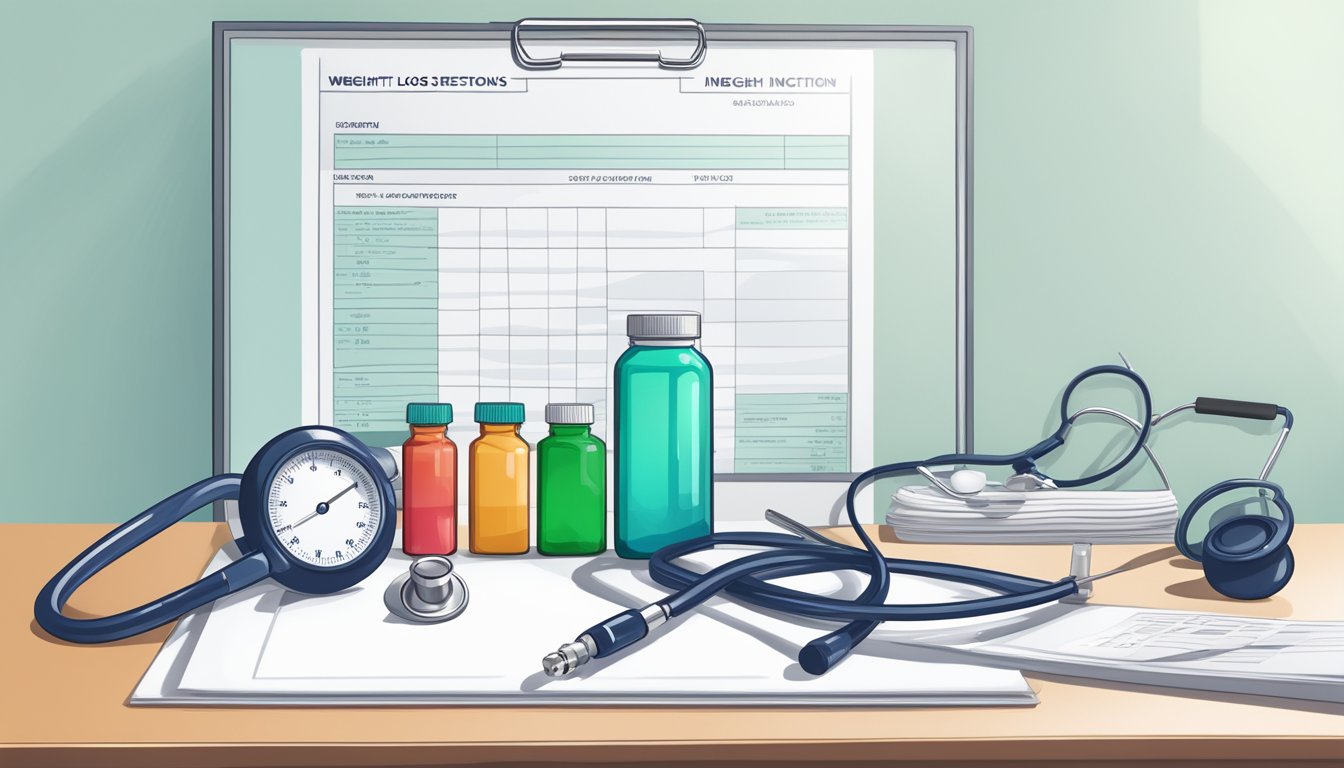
[1063,543,1094,603]
[384,556,469,623]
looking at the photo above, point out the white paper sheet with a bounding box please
[134,529,1035,706]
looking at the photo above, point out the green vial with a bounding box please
[538,403,607,556]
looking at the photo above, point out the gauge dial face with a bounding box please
[266,448,383,569]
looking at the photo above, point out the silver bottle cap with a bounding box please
[626,312,701,340]
[545,403,595,425]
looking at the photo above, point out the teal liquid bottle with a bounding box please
[537,403,607,556]
[614,313,713,559]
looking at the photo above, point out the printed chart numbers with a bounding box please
[735,393,849,474]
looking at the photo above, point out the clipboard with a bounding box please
[215,19,973,525]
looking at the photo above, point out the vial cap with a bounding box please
[545,403,595,425]
[626,312,701,340]
[474,401,525,424]
[406,403,454,426]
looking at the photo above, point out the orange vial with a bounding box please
[469,402,529,554]
[402,403,457,556]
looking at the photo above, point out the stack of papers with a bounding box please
[886,485,1180,543]
[874,604,1344,704]
[133,527,1037,707]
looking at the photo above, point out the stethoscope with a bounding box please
[35,427,401,644]
[542,363,1296,678]
[35,424,470,644]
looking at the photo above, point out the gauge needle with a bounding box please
[292,482,357,529]
[322,481,359,508]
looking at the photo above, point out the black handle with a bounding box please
[1195,397,1278,421]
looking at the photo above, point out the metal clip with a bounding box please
[512,18,708,70]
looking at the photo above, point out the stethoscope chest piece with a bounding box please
[1176,480,1295,601]
[1200,515,1294,600]
[385,556,469,623]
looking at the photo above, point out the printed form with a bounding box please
[301,48,874,477]
[875,605,1344,704]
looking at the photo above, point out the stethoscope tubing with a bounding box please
[649,531,1075,620]
[643,364,1152,673]
[33,475,268,643]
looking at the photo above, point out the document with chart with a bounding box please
[300,47,874,479]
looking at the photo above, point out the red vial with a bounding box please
[402,403,457,555]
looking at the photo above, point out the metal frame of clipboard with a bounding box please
[212,18,974,514]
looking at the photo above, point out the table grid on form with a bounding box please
[331,135,852,474]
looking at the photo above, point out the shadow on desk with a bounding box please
[30,617,174,648]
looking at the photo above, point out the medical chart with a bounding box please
[299,47,874,478]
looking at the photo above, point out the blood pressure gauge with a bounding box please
[265,448,384,569]
[35,426,398,643]
[241,427,397,593]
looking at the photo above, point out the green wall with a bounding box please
[3,0,1341,524]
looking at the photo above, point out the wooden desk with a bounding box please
[3,523,1342,767]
